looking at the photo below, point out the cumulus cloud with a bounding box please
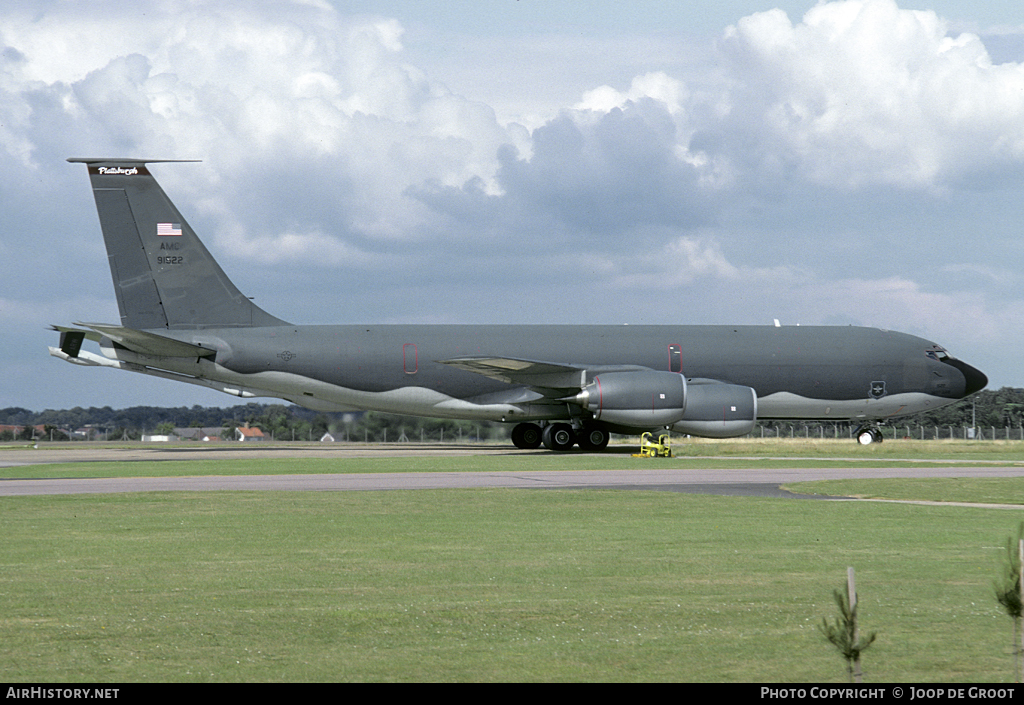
[5,0,1024,409]
[7,0,1024,261]
[405,0,1024,262]
[0,0,516,251]
[576,72,688,115]
[494,102,711,235]
[712,0,1024,189]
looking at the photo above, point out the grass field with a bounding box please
[2,442,1024,682]
[2,438,1023,480]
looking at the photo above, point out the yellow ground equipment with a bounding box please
[633,432,672,458]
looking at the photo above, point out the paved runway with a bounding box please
[2,444,1023,501]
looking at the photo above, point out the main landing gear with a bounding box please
[509,422,542,449]
[510,422,610,452]
[855,425,884,445]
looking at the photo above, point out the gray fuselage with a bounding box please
[147,322,982,423]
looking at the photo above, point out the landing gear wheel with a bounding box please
[576,425,610,452]
[542,423,576,452]
[856,427,884,445]
[511,422,543,449]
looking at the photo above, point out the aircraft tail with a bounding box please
[68,158,286,330]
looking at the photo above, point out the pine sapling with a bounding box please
[994,523,1024,682]
[821,580,877,683]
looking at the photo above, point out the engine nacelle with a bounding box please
[670,379,757,438]
[573,370,687,427]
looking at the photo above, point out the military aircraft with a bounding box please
[51,158,987,450]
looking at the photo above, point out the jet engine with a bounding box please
[671,379,757,438]
[572,370,688,427]
[571,371,757,437]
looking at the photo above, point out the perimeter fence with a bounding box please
[320,423,1024,444]
[753,423,1024,441]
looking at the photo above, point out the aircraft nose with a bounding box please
[950,359,988,396]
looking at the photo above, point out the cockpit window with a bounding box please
[925,345,953,362]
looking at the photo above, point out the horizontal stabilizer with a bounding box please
[52,323,215,359]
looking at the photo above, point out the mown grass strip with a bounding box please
[785,477,1024,505]
[2,486,1023,682]
[3,439,1024,480]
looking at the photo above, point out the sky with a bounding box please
[3,0,1024,412]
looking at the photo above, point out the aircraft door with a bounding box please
[668,344,683,373]
[403,343,418,374]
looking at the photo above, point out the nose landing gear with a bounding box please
[855,425,884,445]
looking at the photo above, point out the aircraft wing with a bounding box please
[438,356,649,392]
[52,323,216,359]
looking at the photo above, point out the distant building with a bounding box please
[235,426,265,442]
[141,434,178,443]
[175,427,225,442]
[0,424,45,440]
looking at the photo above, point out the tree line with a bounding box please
[2,387,1023,442]
[0,402,508,442]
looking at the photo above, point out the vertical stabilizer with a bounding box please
[68,158,287,329]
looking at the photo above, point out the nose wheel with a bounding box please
[855,426,883,445]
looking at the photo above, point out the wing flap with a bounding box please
[438,356,654,393]
[437,356,587,388]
